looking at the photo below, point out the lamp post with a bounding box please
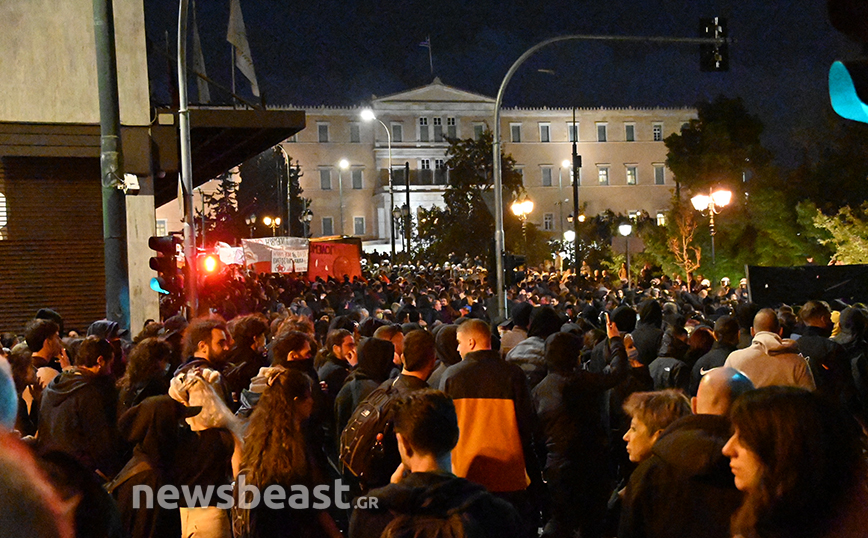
[558,159,570,234]
[619,223,633,290]
[563,229,576,269]
[245,214,256,238]
[338,159,349,236]
[262,216,281,237]
[276,144,291,235]
[690,189,732,267]
[361,108,395,262]
[511,198,534,259]
[300,204,313,238]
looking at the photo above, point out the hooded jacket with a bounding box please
[427,324,461,389]
[724,332,816,391]
[38,368,121,476]
[334,337,394,437]
[348,471,523,538]
[619,414,743,538]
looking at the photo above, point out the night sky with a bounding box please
[145,0,860,166]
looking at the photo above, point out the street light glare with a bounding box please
[562,159,571,168]
[691,194,711,211]
[263,216,272,226]
[712,189,732,207]
[618,223,633,236]
[360,108,376,121]
[339,159,350,169]
[274,217,282,226]
[563,230,576,242]
[522,200,534,214]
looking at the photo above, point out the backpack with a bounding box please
[379,490,488,538]
[339,378,400,489]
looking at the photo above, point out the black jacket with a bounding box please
[689,342,737,396]
[619,414,743,538]
[798,326,855,409]
[38,369,121,476]
[335,338,394,438]
[649,356,690,392]
[349,471,523,538]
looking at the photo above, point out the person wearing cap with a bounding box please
[87,319,126,379]
[501,302,533,358]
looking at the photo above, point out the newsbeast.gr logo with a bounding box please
[131,477,378,510]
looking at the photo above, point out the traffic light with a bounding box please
[700,17,728,72]
[504,253,527,287]
[148,235,182,295]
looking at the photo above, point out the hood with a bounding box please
[751,331,799,355]
[44,369,103,404]
[434,325,461,367]
[87,319,121,340]
[247,366,288,394]
[652,414,734,477]
[371,472,487,514]
[638,300,663,328]
[356,337,395,383]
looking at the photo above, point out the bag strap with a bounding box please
[104,458,152,495]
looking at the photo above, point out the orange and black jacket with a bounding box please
[439,349,541,493]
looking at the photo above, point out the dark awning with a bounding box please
[152,106,305,206]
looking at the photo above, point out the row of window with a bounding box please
[534,164,666,187]
[317,161,447,190]
[540,211,667,231]
[320,216,367,237]
[306,119,682,144]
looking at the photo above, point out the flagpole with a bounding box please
[230,44,236,107]
[427,35,433,75]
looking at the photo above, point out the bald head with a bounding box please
[752,308,780,335]
[692,367,754,415]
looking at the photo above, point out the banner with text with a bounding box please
[242,237,309,273]
[307,239,362,282]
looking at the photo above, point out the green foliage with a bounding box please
[415,129,525,264]
[237,147,306,237]
[812,203,868,264]
[196,173,247,246]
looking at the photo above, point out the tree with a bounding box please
[812,203,868,264]
[415,129,525,264]
[237,147,307,237]
[667,199,702,280]
[196,173,247,246]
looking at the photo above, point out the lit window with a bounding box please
[657,212,666,226]
[155,218,167,237]
[539,123,551,143]
[625,124,635,142]
[628,210,639,220]
[653,123,663,141]
[626,166,638,185]
[598,166,609,185]
[317,123,329,143]
[354,217,365,236]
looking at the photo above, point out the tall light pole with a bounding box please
[511,198,534,259]
[558,159,570,234]
[361,108,395,262]
[619,223,633,290]
[338,159,349,236]
[263,216,281,237]
[691,189,732,269]
[276,144,291,235]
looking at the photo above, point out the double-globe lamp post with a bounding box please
[262,216,281,237]
[690,189,732,267]
[511,198,534,259]
[619,223,633,289]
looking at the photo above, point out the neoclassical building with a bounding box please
[275,78,695,252]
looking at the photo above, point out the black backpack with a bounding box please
[339,378,400,489]
[379,490,488,538]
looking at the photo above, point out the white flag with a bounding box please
[192,1,210,103]
[227,0,260,97]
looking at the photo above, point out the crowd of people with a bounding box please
[1,260,868,538]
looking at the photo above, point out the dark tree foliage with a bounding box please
[415,129,525,264]
[196,173,247,246]
[237,147,306,237]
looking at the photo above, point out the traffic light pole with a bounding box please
[492,31,728,319]
[93,0,130,331]
[177,0,198,317]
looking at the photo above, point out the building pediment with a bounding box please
[374,78,494,105]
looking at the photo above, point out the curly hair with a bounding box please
[241,369,313,488]
[118,337,172,390]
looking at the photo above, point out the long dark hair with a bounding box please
[241,369,313,488]
[729,387,867,538]
[118,337,171,390]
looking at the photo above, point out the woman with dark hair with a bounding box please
[723,386,868,538]
[116,337,172,414]
[236,369,342,538]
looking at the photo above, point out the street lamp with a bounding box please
[338,159,349,236]
[245,214,256,238]
[361,108,395,262]
[511,198,534,259]
[691,189,732,266]
[276,145,291,235]
[262,216,281,236]
[300,205,313,238]
[563,229,576,270]
[619,222,633,290]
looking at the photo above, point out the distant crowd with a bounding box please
[1,261,867,538]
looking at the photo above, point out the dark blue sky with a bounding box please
[146,0,860,166]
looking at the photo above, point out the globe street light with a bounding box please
[262,216,281,237]
[245,214,256,238]
[511,198,534,259]
[338,159,349,236]
[619,222,633,290]
[361,108,395,262]
[563,229,576,270]
[691,189,732,267]
[301,206,313,238]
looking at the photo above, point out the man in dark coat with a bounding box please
[619,367,754,538]
[689,316,740,395]
[630,300,664,366]
[796,301,855,409]
[316,328,357,404]
[349,390,522,538]
[38,336,121,477]
[334,337,395,437]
